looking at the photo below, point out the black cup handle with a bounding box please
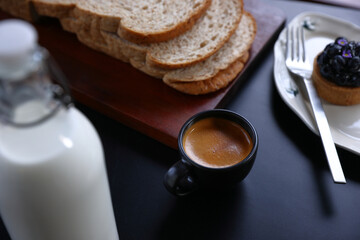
[164,160,199,196]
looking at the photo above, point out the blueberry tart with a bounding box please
[312,37,360,105]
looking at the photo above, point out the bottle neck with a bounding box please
[0,47,73,128]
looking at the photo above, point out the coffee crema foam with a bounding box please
[183,117,253,168]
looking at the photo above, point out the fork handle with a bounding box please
[303,78,346,184]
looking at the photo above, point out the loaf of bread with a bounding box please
[4,0,212,44]
[129,12,256,94]
[49,0,244,69]
[0,0,257,95]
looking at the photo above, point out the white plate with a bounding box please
[273,12,360,155]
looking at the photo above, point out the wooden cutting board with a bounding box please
[0,0,285,149]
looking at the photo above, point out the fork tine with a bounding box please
[291,26,306,63]
[300,26,306,62]
[286,27,292,61]
[288,26,298,62]
[295,26,300,61]
[286,27,289,60]
[295,26,306,62]
[291,27,295,61]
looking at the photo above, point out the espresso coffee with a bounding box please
[183,117,253,168]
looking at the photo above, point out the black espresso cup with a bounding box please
[164,109,258,196]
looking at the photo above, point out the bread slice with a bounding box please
[1,0,243,70]
[99,0,244,69]
[130,12,255,77]
[71,11,256,95]
[312,56,360,105]
[129,12,256,95]
[0,0,33,21]
[164,12,256,83]
[66,0,244,70]
[0,0,254,95]
[145,0,243,69]
[9,0,211,44]
[31,0,75,18]
[163,12,256,95]
[108,0,212,44]
[164,52,249,95]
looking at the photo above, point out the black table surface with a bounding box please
[1,1,360,239]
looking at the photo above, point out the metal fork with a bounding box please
[285,26,346,184]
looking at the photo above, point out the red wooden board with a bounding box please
[0,0,285,149]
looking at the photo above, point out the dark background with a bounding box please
[1,0,360,239]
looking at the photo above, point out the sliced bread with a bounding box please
[164,52,249,95]
[0,0,255,95]
[0,0,33,21]
[31,0,75,18]
[10,0,211,44]
[1,0,243,70]
[67,10,256,95]
[99,0,244,69]
[164,12,256,83]
[145,0,243,69]
[129,12,256,94]
[80,0,212,44]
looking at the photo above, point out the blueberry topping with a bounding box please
[317,53,326,65]
[326,43,342,57]
[348,57,360,72]
[332,55,346,72]
[355,42,360,56]
[317,37,360,87]
[320,64,331,78]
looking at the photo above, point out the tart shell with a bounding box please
[312,55,360,106]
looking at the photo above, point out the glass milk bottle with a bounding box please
[0,20,119,240]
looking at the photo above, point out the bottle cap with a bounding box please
[0,19,38,79]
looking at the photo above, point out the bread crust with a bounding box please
[118,0,212,44]
[0,0,33,21]
[97,12,255,95]
[0,0,256,95]
[32,0,75,19]
[312,55,360,106]
[146,0,244,69]
[2,0,212,44]
[2,0,244,70]
[163,51,250,95]
[164,12,256,83]
[127,12,255,95]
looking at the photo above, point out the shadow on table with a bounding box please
[271,78,360,182]
[157,186,244,240]
[271,77,360,215]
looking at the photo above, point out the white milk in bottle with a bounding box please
[0,20,119,240]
